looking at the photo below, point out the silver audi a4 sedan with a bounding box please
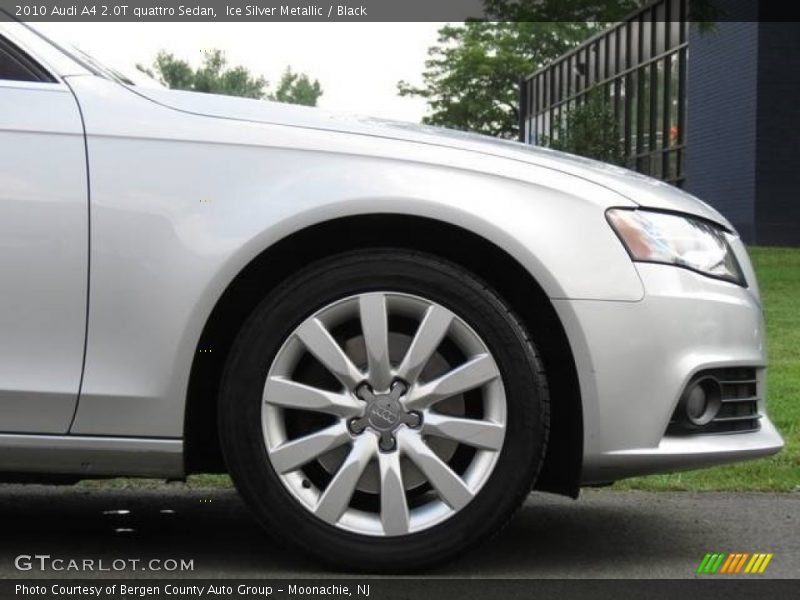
[0,20,783,570]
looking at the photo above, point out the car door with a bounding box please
[0,34,88,433]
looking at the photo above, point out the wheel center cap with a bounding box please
[350,381,422,451]
[366,396,403,431]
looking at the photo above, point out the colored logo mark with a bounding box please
[697,552,773,574]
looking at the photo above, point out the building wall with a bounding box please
[684,21,759,242]
[755,22,800,246]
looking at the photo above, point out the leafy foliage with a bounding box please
[271,67,323,107]
[139,50,266,98]
[541,92,625,165]
[398,1,638,138]
[138,50,322,106]
[482,0,636,21]
[398,22,590,138]
[398,0,719,138]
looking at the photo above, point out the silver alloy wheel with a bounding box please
[262,292,507,537]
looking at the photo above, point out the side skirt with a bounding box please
[0,434,183,478]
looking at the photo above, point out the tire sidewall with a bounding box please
[219,250,549,571]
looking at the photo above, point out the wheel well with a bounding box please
[185,214,583,497]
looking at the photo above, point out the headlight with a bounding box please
[607,208,745,285]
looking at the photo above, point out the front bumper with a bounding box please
[554,256,784,485]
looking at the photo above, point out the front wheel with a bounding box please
[219,250,549,570]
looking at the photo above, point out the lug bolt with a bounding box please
[348,417,368,435]
[389,380,407,398]
[379,434,396,452]
[355,383,376,403]
[405,411,423,429]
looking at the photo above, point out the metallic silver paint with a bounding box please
[0,434,182,477]
[0,80,87,433]
[557,262,782,481]
[0,31,783,483]
[65,76,645,438]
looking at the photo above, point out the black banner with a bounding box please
[4,579,800,600]
[6,0,490,21]
[0,0,783,23]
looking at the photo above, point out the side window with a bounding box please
[0,36,55,83]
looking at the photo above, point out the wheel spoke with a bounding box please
[295,317,363,390]
[422,413,504,451]
[359,293,392,391]
[400,429,473,511]
[395,304,453,385]
[315,434,375,524]
[378,450,409,535]
[264,376,363,418]
[265,291,508,536]
[269,421,351,474]
[403,353,499,411]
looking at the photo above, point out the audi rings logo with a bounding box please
[368,401,400,428]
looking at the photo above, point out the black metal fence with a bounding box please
[520,0,689,186]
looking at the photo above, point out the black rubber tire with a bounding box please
[218,249,550,571]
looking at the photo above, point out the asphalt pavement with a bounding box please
[0,484,797,578]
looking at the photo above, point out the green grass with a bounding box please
[77,474,233,491]
[615,247,800,491]
[78,248,799,493]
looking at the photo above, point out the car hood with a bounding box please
[133,86,732,230]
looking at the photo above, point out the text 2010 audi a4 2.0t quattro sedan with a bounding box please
[0,21,783,570]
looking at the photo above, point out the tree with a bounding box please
[139,50,267,98]
[398,1,638,138]
[138,50,323,106]
[541,92,625,165]
[482,0,636,21]
[270,67,323,107]
[398,22,599,139]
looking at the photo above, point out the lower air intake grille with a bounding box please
[667,367,761,435]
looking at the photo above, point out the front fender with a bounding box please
[68,77,641,438]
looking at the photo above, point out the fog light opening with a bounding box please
[681,376,722,426]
